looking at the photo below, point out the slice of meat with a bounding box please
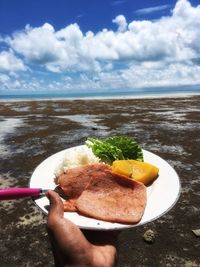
[76,170,147,224]
[57,163,112,211]
[63,199,77,212]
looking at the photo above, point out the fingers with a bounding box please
[46,190,64,227]
[46,190,118,266]
[96,244,118,267]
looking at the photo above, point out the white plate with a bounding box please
[30,145,181,230]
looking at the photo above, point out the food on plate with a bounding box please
[57,163,147,224]
[86,136,143,164]
[54,146,100,178]
[57,163,111,211]
[54,136,159,224]
[112,160,159,185]
[76,167,147,224]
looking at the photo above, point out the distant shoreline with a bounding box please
[0,91,199,102]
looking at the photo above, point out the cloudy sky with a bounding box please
[0,0,200,95]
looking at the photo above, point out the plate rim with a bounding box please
[30,146,181,230]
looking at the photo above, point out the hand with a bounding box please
[46,190,117,267]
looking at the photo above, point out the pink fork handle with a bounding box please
[0,188,42,200]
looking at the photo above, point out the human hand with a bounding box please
[46,190,117,267]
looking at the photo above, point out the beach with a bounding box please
[0,95,199,266]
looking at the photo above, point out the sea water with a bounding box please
[0,86,200,101]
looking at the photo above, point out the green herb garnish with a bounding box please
[86,136,143,164]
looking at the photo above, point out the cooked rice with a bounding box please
[54,146,100,178]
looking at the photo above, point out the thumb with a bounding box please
[46,190,64,224]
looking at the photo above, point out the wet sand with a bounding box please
[0,95,199,266]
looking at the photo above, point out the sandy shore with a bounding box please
[0,95,199,266]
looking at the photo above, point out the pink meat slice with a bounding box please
[57,163,147,224]
[76,170,147,224]
[57,163,112,211]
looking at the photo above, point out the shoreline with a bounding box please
[0,91,199,102]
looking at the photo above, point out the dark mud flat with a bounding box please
[0,95,199,267]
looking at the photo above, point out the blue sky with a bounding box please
[0,0,200,95]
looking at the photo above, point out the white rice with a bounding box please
[54,146,100,177]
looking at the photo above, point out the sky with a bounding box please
[0,0,200,95]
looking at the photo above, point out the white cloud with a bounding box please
[0,50,26,72]
[0,73,21,91]
[111,0,126,6]
[1,0,200,92]
[7,0,200,67]
[120,61,200,88]
[134,5,171,15]
[8,23,60,64]
[0,74,10,83]
[112,15,127,32]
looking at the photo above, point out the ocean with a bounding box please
[0,86,200,101]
